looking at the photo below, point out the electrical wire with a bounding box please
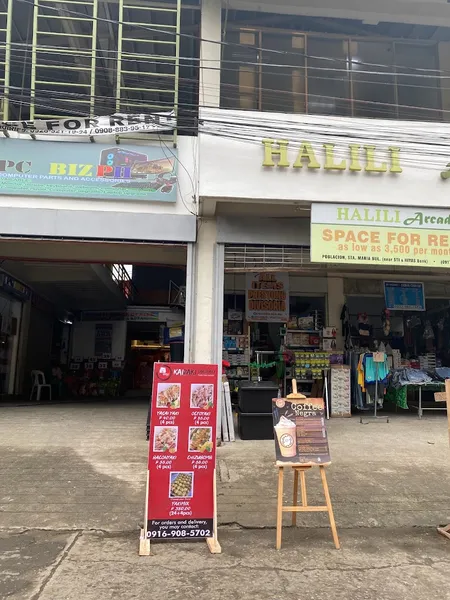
[2,77,448,149]
[4,37,450,81]
[1,43,447,124]
[1,82,448,151]
[7,89,450,174]
[158,134,197,216]
[15,0,450,78]
[3,5,450,168]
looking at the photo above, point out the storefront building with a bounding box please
[0,134,197,398]
[191,108,450,431]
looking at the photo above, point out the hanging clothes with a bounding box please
[363,354,390,384]
[362,353,390,408]
[340,304,351,350]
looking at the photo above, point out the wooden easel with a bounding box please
[437,379,450,540]
[275,380,340,550]
[276,464,340,550]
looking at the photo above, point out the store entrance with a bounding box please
[222,244,450,439]
[0,238,187,404]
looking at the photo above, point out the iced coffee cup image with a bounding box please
[274,415,297,458]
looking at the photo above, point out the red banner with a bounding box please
[147,362,218,540]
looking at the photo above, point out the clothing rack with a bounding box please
[360,352,390,424]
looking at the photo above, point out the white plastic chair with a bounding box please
[30,370,52,402]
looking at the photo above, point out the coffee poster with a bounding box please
[272,397,331,465]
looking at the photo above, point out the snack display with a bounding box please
[190,384,214,409]
[189,427,213,452]
[170,472,193,498]
[153,427,178,453]
[156,383,181,409]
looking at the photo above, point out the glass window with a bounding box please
[307,37,351,116]
[350,40,397,119]
[261,32,306,114]
[395,43,441,121]
[221,30,259,110]
[220,27,442,122]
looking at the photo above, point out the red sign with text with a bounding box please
[147,363,218,540]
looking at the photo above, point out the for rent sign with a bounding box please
[311,204,450,268]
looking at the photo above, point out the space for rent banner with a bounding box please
[311,203,450,268]
[147,363,218,540]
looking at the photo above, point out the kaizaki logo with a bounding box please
[157,365,172,381]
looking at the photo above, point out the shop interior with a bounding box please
[0,239,187,403]
[222,270,450,440]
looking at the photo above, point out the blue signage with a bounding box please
[384,281,425,311]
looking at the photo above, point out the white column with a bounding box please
[199,0,222,108]
[184,242,195,362]
[192,218,220,364]
[191,219,224,437]
[327,277,345,350]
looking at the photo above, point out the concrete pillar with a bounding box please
[191,218,224,436]
[192,218,221,364]
[326,277,345,350]
[199,0,222,108]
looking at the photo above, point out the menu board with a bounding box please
[272,397,330,465]
[147,363,218,539]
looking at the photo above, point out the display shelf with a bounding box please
[285,329,322,334]
[223,348,247,352]
[224,334,247,337]
[287,344,321,348]
[286,377,315,382]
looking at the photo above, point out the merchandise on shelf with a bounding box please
[285,332,321,347]
[323,339,338,351]
[297,316,315,329]
[330,365,351,418]
[329,353,344,365]
[223,334,249,351]
[323,327,337,338]
[293,351,330,380]
[287,316,298,329]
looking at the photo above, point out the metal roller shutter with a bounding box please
[224,244,450,277]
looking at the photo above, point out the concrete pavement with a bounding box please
[3,528,450,600]
[1,401,450,599]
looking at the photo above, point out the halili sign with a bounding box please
[311,204,450,268]
[261,139,450,181]
[262,139,402,173]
